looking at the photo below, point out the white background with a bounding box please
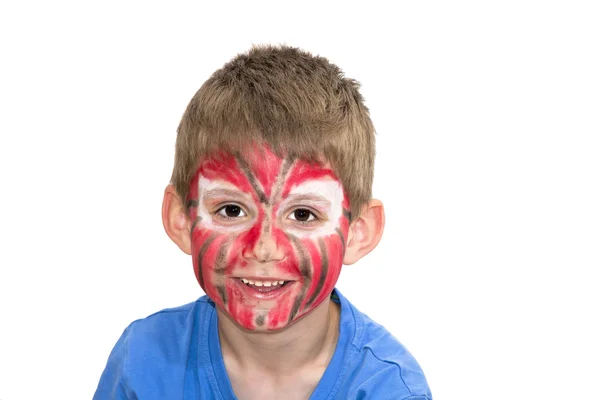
[1,1,599,399]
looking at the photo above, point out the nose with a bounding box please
[242,223,285,263]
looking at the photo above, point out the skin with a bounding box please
[186,146,351,331]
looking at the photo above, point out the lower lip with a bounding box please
[233,278,295,300]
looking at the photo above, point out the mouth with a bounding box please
[233,277,296,299]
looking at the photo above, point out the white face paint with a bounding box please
[197,175,344,237]
[197,176,256,233]
[279,179,344,238]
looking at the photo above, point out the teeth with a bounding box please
[240,278,287,287]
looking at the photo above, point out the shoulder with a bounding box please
[337,291,432,399]
[121,297,213,363]
[93,297,214,399]
[125,297,207,338]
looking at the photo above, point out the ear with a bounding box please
[162,185,192,255]
[343,199,385,265]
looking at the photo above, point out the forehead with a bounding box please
[195,146,341,196]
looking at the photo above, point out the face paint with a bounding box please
[187,146,351,331]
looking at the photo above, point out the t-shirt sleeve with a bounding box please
[93,325,133,400]
[347,353,432,400]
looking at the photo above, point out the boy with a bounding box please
[94,45,431,399]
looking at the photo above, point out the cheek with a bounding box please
[271,228,299,274]
[301,233,345,310]
[322,232,345,284]
[302,239,322,298]
[190,231,231,295]
[190,230,216,290]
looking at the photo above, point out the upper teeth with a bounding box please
[241,278,285,287]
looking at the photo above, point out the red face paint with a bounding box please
[187,145,351,331]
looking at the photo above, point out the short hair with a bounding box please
[171,45,375,220]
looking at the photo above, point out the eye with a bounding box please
[287,208,317,223]
[216,204,247,218]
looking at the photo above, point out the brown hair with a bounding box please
[171,45,375,220]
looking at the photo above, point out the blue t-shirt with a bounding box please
[94,289,431,399]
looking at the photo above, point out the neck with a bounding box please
[217,298,340,375]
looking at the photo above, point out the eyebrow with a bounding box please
[284,193,332,207]
[202,188,250,201]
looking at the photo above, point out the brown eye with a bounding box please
[217,204,246,218]
[288,208,316,222]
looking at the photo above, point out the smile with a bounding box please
[239,278,286,287]
[233,277,295,299]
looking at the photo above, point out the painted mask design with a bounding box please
[186,146,351,331]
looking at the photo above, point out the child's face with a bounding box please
[187,146,350,331]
